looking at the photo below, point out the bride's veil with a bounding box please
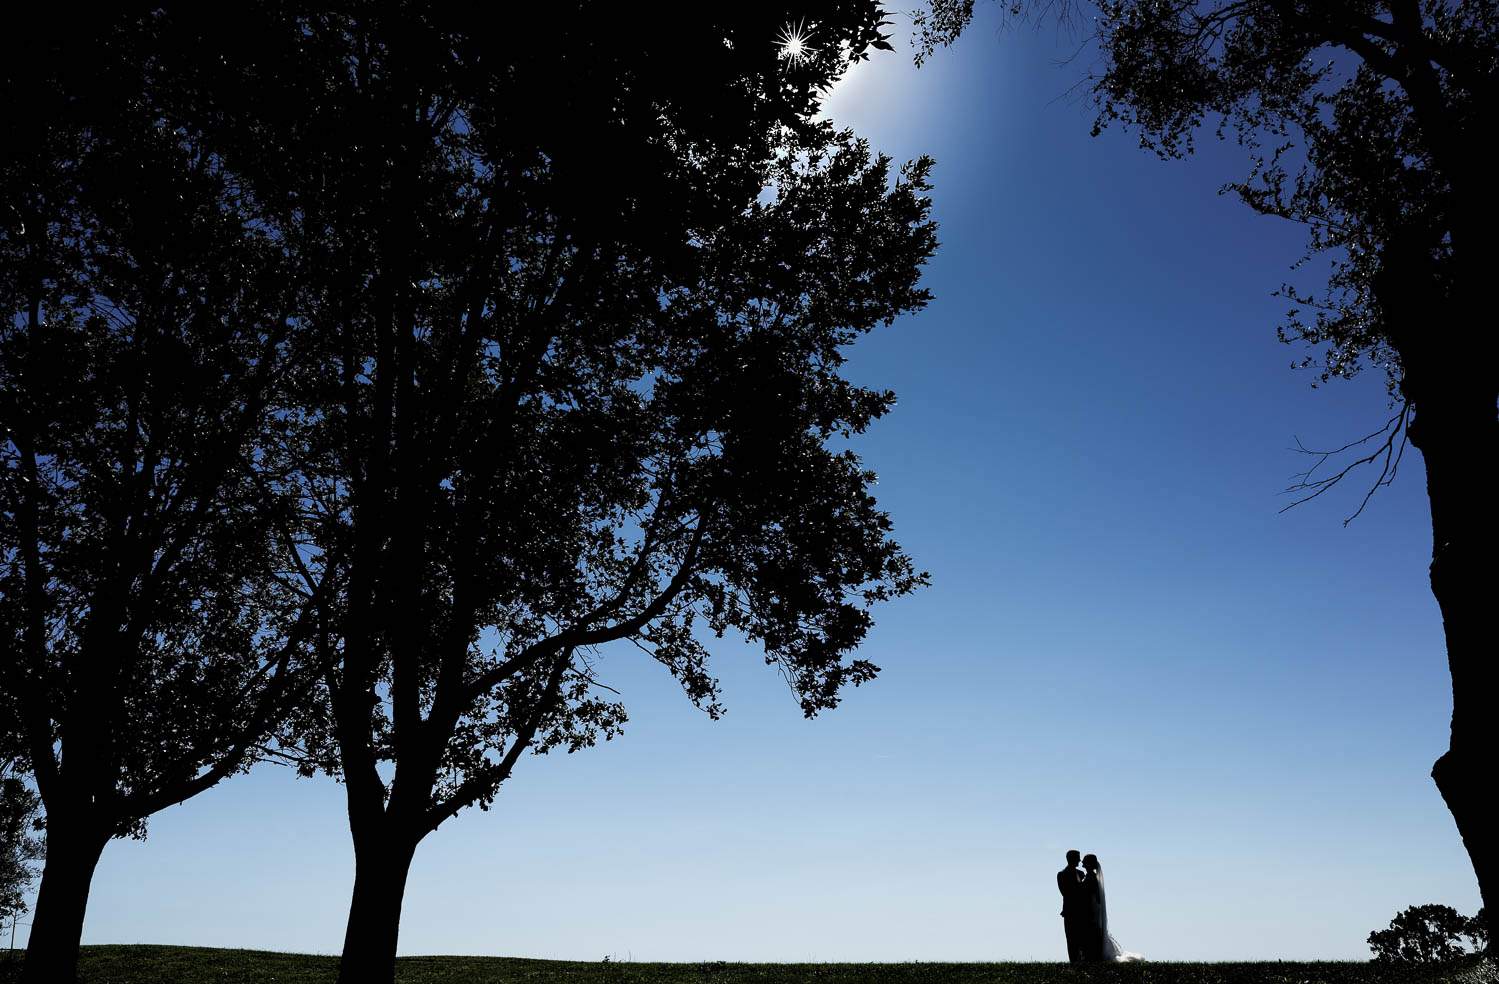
[1093,865,1143,962]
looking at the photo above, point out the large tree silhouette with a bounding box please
[918,0,1498,933]
[1,12,324,982]
[160,6,935,983]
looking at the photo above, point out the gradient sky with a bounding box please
[34,9,1479,963]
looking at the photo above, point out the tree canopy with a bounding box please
[2,10,328,981]
[3,6,938,983]
[918,1,1497,391]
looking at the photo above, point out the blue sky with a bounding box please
[47,10,1477,963]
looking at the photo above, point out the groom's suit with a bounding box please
[1057,865,1088,964]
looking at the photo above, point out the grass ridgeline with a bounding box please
[0,945,1495,984]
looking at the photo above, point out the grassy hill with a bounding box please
[0,946,1495,984]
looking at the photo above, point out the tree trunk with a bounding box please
[21,818,110,984]
[336,828,420,984]
[1407,382,1499,942]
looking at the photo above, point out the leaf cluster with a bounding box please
[0,762,42,924]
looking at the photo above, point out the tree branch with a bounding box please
[1279,402,1411,525]
[421,649,572,835]
[11,295,62,802]
[461,513,709,703]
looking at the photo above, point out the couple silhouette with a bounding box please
[1056,850,1143,963]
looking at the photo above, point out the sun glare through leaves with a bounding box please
[776,20,816,67]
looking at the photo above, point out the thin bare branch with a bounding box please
[1279,402,1411,524]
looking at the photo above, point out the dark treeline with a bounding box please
[0,5,936,984]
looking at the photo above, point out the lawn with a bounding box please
[2,947,1496,984]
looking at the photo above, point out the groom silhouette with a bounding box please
[1057,849,1088,963]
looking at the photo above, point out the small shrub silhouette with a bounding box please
[1368,903,1487,964]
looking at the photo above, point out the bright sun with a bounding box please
[776,20,816,67]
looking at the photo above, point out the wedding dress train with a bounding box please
[1102,933,1145,963]
[1090,867,1144,962]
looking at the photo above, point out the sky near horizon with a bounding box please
[40,9,1477,963]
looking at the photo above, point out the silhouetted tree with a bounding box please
[917,0,1499,935]
[1,11,324,982]
[155,6,933,983]
[0,759,43,937]
[1368,903,1487,964]
[1471,908,1491,955]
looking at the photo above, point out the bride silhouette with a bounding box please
[1082,854,1144,962]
